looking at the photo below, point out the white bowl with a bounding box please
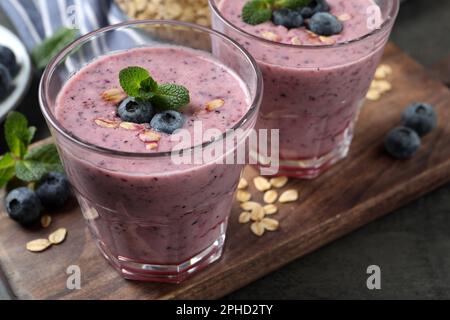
[0,25,32,121]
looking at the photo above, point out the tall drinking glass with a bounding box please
[39,21,262,283]
[210,0,400,178]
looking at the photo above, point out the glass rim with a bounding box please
[39,20,263,159]
[208,0,400,50]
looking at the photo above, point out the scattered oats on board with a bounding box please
[40,215,52,228]
[239,211,251,224]
[26,239,52,252]
[279,190,299,203]
[375,64,392,79]
[366,89,381,101]
[261,218,279,231]
[48,228,68,245]
[250,205,265,222]
[263,190,278,204]
[263,204,278,215]
[241,201,261,212]
[270,176,288,188]
[238,178,248,190]
[251,222,265,237]
[367,64,393,101]
[371,80,392,93]
[254,176,272,192]
[236,190,252,202]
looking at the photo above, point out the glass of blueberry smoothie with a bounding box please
[39,21,262,283]
[210,0,400,178]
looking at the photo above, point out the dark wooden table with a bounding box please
[2,0,450,299]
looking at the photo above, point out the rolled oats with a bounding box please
[279,189,299,203]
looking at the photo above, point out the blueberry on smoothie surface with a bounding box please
[0,45,18,75]
[298,6,314,18]
[5,187,42,226]
[117,97,155,123]
[311,0,331,14]
[0,64,12,100]
[384,127,421,159]
[272,8,304,29]
[307,12,343,36]
[150,110,185,134]
[401,103,437,137]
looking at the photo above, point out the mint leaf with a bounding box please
[139,77,158,100]
[119,66,152,97]
[242,0,273,25]
[25,143,63,173]
[5,112,33,158]
[152,84,190,110]
[32,28,78,70]
[118,66,191,110]
[28,126,37,144]
[15,143,63,182]
[0,153,16,188]
[275,0,311,9]
[15,161,47,182]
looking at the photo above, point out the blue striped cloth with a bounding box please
[0,0,127,51]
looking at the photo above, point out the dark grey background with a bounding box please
[1,0,450,300]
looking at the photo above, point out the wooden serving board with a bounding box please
[1,43,450,300]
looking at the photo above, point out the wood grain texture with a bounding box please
[1,43,450,300]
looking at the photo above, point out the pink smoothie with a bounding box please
[54,47,251,279]
[213,0,394,177]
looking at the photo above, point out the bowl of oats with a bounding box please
[115,0,211,26]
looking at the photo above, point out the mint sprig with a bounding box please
[32,27,78,70]
[242,0,312,25]
[242,0,273,26]
[119,66,190,110]
[0,112,63,188]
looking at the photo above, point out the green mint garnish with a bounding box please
[275,0,312,9]
[5,111,36,158]
[152,84,190,111]
[0,112,63,188]
[242,0,312,25]
[242,0,273,25]
[32,27,78,70]
[119,66,190,110]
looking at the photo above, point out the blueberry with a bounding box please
[0,64,12,100]
[272,8,304,29]
[308,12,343,36]
[312,0,331,14]
[401,103,437,137]
[118,97,155,123]
[36,172,72,210]
[0,45,18,76]
[384,127,421,159]
[299,6,314,19]
[5,187,42,225]
[150,110,185,134]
